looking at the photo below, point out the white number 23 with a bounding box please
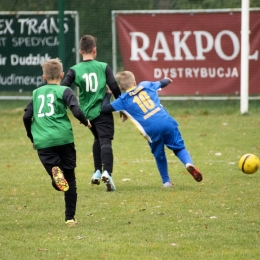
[37,94,55,117]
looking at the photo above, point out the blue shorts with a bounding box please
[149,127,185,154]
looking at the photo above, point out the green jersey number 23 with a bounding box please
[37,94,55,117]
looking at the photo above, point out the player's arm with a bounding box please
[101,93,116,113]
[160,78,172,88]
[105,65,121,98]
[23,100,34,143]
[61,69,76,87]
[105,65,128,121]
[63,88,91,128]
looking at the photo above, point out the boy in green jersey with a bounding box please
[23,58,91,226]
[62,35,126,192]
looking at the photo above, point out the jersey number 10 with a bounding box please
[133,91,155,113]
[82,73,98,92]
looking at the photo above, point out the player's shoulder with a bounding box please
[87,59,108,67]
[74,60,108,70]
[139,80,151,85]
[139,80,161,91]
[118,92,128,99]
[138,81,155,88]
[139,80,160,86]
[62,85,72,92]
[94,60,108,70]
[114,92,129,102]
[71,62,81,69]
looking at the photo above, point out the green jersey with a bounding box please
[31,84,74,149]
[71,60,107,120]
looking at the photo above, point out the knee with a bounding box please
[99,138,112,149]
[153,149,166,160]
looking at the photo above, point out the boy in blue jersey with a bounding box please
[101,71,203,187]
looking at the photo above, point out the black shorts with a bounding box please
[89,112,114,140]
[37,143,76,176]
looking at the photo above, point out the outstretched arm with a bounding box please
[105,66,128,121]
[160,78,173,88]
[101,93,116,113]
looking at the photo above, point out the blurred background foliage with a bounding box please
[1,0,260,66]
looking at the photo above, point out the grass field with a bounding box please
[0,100,260,260]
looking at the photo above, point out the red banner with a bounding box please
[116,11,260,95]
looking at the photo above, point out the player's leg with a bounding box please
[56,143,78,225]
[99,137,113,174]
[99,137,116,191]
[174,148,203,181]
[174,148,193,165]
[165,128,203,182]
[89,124,102,185]
[149,139,172,186]
[63,169,77,225]
[37,147,69,191]
[93,138,102,172]
[37,146,75,224]
[94,112,115,191]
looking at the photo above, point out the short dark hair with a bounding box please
[80,35,97,53]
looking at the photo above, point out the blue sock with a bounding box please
[175,149,193,166]
[149,140,171,184]
[154,152,171,183]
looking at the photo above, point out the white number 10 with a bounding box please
[82,73,98,92]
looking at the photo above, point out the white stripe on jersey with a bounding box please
[121,110,152,143]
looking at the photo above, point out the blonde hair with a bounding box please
[116,71,135,90]
[41,58,63,80]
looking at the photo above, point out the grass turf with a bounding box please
[0,100,260,259]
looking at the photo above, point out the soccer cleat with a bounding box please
[65,218,78,226]
[162,182,173,188]
[186,164,203,182]
[101,170,116,191]
[52,166,69,192]
[91,170,102,185]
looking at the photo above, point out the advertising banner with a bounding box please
[116,10,260,95]
[0,11,78,92]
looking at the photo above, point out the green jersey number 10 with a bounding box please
[82,73,98,92]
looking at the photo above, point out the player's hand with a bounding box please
[87,120,92,128]
[106,86,112,94]
[165,77,173,83]
[120,111,128,122]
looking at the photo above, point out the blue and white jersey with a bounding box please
[110,81,178,142]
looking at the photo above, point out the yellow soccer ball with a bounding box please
[238,154,260,174]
